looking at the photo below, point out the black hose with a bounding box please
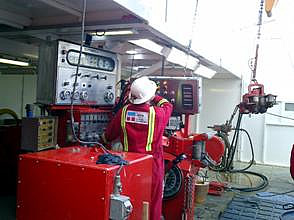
[226,113,243,170]
[229,170,269,192]
[208,109,269,192]
[209,132,230,172]
[113,80,130,113]
[230,128,254,172]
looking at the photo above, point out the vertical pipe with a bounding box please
[183,114,190,137]
[20,74,25,117]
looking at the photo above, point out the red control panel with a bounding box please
[149,77,200,115]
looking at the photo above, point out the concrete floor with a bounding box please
[0,162,293,220]
[194,162,294,219]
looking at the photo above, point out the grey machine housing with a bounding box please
[37,40,119,106]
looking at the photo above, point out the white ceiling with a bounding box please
[0,0,237,79]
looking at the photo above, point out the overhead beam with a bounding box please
[36,0,82,17]
[131,61,165,78]
[0,9,32,29]
[0,38,38,59]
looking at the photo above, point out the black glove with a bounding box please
[96,153,128,165]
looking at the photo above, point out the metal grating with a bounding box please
[219,194,294,220]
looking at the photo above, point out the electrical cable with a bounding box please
[113,80,130,113]
[69,0,109,154]
[129,54,135,79]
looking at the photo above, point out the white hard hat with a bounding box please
[129,76,157,104]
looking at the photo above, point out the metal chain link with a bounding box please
[252,0,265,80]
[184,0,199,74]
[183,174,195,216]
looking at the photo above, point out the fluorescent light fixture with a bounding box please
[166,47,199,70]
[0,58,29,66]
[126,50,138,55]
[186,56,200,70]
[193,64,216,79]
[88,29,135,36]
[129,39,163,55]
[132,66,150,71]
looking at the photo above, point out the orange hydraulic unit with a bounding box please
[17,146,152,220]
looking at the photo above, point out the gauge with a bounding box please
[98,59,104,69]
[163,161,183,200]
[67,50,115,71]
[104,60,111,70]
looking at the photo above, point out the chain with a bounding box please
[184,0,199,74]
[252,0,265,81]
[183,175,195,216]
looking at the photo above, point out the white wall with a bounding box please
[0,74,37,118]
[240,114,265,164]
[241,102,294,166]
[198,78,241,133]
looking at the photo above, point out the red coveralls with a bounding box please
[104,95,173,220]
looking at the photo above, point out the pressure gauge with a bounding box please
[98,59,104,69]
[104,60,111,70]
[67,50,115,71]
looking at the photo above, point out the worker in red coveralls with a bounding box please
[102,76,173,220]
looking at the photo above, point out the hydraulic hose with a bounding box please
[208,109,269,192]
[0,108,20,125]
[229,170,269,192]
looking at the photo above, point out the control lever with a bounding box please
[165,153,187,173]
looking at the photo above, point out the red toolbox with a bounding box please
[17,146,152,220]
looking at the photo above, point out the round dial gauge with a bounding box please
[67,50,115,71]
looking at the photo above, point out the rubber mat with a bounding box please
[219,194,294,220]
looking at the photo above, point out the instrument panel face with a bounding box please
[67,50,115,71]
[37,40,118,106]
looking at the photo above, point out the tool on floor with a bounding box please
[208,181,227,196]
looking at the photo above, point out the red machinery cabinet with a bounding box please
[16,146,152,220]
[162,152,198,220]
